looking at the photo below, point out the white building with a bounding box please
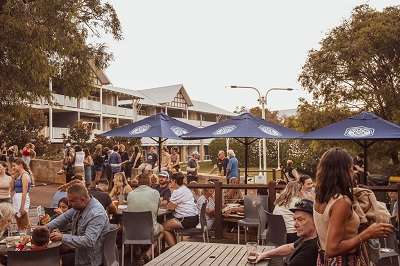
[32,65,233,161]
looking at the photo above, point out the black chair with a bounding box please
[121,211,160,266]
[8,243,61,266]
[175,202,209,243]
[265,211,287,246]
[103,224,120,266]
[377,232,400,266]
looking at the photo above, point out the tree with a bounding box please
[65,121,92,146]
[0,0,122,122]
[299,4,400,167]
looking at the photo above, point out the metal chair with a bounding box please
[265,211,287,246]
[176,202,209,242]
[237,195,268,244]
[103,224,120,266]
[121,211,160,266]
[8,243,61,266]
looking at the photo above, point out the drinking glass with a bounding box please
[246,242,258,264]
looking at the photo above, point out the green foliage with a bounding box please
[64,121,92,146]
[0,0,121,121]
[0,108,49,150]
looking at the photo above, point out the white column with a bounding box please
[165,106,168,115]
[226,138,229,153]
[49,78,53,141]
[186,108,189,119]
[77,111,80,121]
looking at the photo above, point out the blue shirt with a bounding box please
[227,157,239,178]
[47,197,110,266]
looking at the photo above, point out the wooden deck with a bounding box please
[146,241,282,266]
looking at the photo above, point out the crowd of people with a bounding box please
[0,141,397,266]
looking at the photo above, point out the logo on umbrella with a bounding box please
[213,125,237,135]
[170,126,189,136]
[258,125,282,137]
[344,126,374,138]
[129,124,151,135]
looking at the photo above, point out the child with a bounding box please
[18,226,50,251]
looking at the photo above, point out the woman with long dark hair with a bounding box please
[314,147,393,265]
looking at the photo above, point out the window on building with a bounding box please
[169,91,188,109]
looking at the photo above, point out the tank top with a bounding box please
[313,194,360,251]
[14,172,31,193]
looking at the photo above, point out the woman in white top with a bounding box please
[163,172,199,247]
[273,181,302,243]
[73,145,85,178]
[0,162,11,203]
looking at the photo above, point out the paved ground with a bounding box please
[30,183,59,207]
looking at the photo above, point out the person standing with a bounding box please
[10,159,32,230]
[47,183,110,266]
[146,146,159,170]
[83,148,93,187]
[0,162,12,203]
[161,147,171,171]
[186,151,199,183]
[299,175,315,201]
[118,144,130,178]
[217,150,229,176]
[170,148,180,172]
[109,145,122,178]
[284,160,300,182]
[226,149,239,184]
[92,145,104,187]
[314,147,394,264]
[21,143,35,168]
[73,145,85,179]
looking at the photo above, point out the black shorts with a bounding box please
[178,215,199,229]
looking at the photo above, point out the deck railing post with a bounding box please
[272,168,276,181]
[267,181,276,212]
[214,181,223,239]
[397,183,400,236]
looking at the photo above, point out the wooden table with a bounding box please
[146,241,282,266]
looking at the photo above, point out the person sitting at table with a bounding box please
[39,197,70,225]
[109,172,132,202]
[224,177,243,204]
[255,199,318,265]
[163,172,199,247]
[127,172,163,259]
[19,226,50,251]
[189,181,201,203]
[0,202,14,237]
[153,171,171,207]
[273,181,302,243]
[50,179,83,208]
[196,187,215,229]
[89,179,116,215]
[47,183,110,266]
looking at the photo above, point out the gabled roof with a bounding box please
[189,100,234,116]
[104,85,143,99]
[88,60,111,85]
[136,84,193,106]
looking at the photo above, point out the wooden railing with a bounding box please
[187,182,400,239]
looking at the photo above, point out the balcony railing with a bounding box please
[80,99,101,111]
[52,94,78,108]
[102,104,134,117]
[52,127,70,139]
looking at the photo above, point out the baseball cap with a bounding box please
[158,171,169,179]
[289,199,314,215]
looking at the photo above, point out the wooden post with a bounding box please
[214,181,223,239]
[272,168,276,181]
[267,181,276,212]
[397,183,400,235]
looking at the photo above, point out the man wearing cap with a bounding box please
[154,171,171,207]
[255,199,318,266]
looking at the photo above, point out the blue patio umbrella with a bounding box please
[301,111,400,183]
[102,113,198,171]
[182,113,302,182]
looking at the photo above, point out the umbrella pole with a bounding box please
[158,137,162,172]
[245,139,248,184]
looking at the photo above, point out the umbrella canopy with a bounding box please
[102,113,198,171]
[182,113,302,181]
[301,111,400,183]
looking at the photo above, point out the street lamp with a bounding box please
[228,85,293,174]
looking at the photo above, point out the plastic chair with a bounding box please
[103,224,120,266]
[8,243,61,266]
[265,211,287,246]
[176,202,209,243]
[237,195,268,244]
[121,211,159,266]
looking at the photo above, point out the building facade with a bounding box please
[31,66,233,162]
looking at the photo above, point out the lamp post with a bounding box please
[228,86,293,174]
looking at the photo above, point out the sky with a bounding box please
[103,0,398,113]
